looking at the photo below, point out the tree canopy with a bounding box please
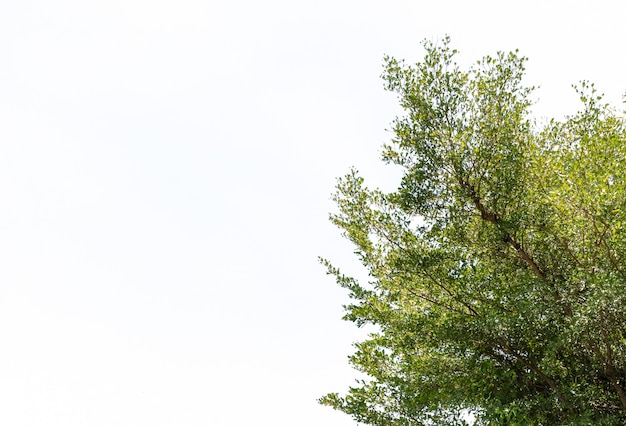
[320,38,626,425]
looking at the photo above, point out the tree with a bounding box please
[319,37,626,425]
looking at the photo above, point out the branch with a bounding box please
[404,286,471,316]
[458,178,546,279]
[601,329,626,411]
[371,222,479,317]
[496,338,568,408]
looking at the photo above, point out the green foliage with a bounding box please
[320,37,626,425]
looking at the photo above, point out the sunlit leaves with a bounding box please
[321,37,626,424]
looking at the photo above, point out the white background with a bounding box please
[0,1,624,424]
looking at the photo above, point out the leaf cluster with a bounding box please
[321,37,626,425]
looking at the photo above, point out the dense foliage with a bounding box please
[320,38,626,424]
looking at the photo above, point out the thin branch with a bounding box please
[371,222,479,317]
[404,286,470,316]
[601,329,626,411]
[496,338,567,408]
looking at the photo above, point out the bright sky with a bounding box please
[0,1,624,425]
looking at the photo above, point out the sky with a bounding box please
[0,1,624,425]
